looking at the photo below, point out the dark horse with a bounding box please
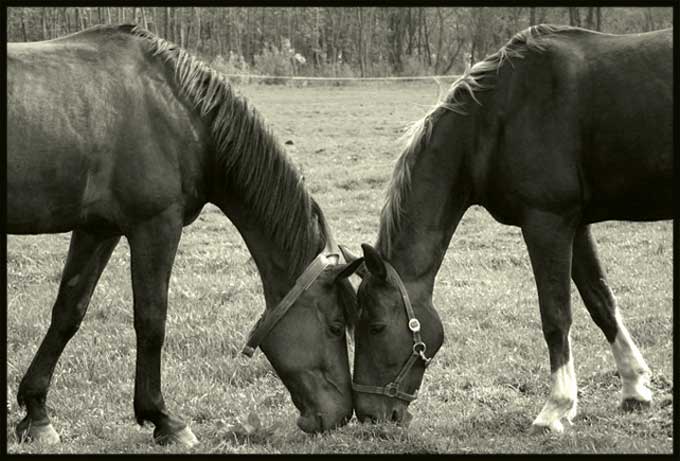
[7,25,360,445]
[344,25,672,432]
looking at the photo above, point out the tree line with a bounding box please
[7,7,672,78]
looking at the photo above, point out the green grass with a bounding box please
[6,82,672,453]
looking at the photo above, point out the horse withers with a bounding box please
[345,25,672,432]
[7,24,360,446]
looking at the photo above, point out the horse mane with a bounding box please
[377,24,574,256]
[117,24,323,275]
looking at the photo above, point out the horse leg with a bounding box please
[16,230,120,444]
[127,208,198,447]
[521,210,578,433]
[571,225,652,409]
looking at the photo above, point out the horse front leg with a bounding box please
[16,230,120,444]
[128,207,198,447]
[571,225,652,409]
[522,210,579,434]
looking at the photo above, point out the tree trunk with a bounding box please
[194,7,201,51]
[76,8,84,30]
[140,7,148,29]
[585,7,594,29]
[19,8,28,41]
[357,8,365,77]
[63,8,71,33]
[51,8,59,37]
[645,8,656,32]
[441,37,465,75]
[41,8,49,39]
[179,9,186,48]
[260,7,266,50]
[530,7,536,26]
[595,7,601,31]
[423,9,432,67]
[434,9,444,71]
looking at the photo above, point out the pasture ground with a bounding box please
[6,82,673,454]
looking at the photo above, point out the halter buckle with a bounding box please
[408,318,421,332]
[386,383,399,397]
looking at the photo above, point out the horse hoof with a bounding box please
[529,419,564,435]
[16,419,61,444]
[621,398,651,412]
[154,426,199,447]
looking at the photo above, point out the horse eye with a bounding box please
[369,324,386,335]
[328,324,344,337]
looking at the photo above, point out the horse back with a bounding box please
[7,26,210,235]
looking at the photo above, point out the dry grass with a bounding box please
[6,82,672,454]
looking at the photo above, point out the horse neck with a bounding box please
[214,196,322,310]
[381,112,472,301]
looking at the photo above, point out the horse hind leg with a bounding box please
[571,225,652,409]
[16,230,120,444]
[128,207,198,447]
[522,210,579,434]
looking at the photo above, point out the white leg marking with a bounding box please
[611,310,652,404]
[531,340,578,433]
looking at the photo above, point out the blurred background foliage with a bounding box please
[7,7,673,78]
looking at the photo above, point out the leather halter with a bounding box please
[241,233,344,358]
[352,261,432,402]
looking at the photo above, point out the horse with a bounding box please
[7,24,362,446]
[342,25,672,433]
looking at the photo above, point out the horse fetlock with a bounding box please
[566,399,578,423]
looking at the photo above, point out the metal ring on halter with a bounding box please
[414,341,432,366]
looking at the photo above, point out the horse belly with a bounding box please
[582,110,671,222]
[7,132,92,234]
[582,177,672,223]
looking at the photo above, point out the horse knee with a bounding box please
[51,305,88,339]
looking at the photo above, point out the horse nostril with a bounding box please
[391,409,401,422]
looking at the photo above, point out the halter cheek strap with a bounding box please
[241,252,339,357]
[351,261,433,402]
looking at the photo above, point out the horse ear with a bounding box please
[338,245,367,279]
[332,257,365,282]
[339,244,357,262]
[361,243,387,281]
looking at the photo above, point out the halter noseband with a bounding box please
[352,261,433,402]
[241,250,342,357]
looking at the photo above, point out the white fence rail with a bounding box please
[222,73,461,82]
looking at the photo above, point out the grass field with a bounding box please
[6,82,673,454]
